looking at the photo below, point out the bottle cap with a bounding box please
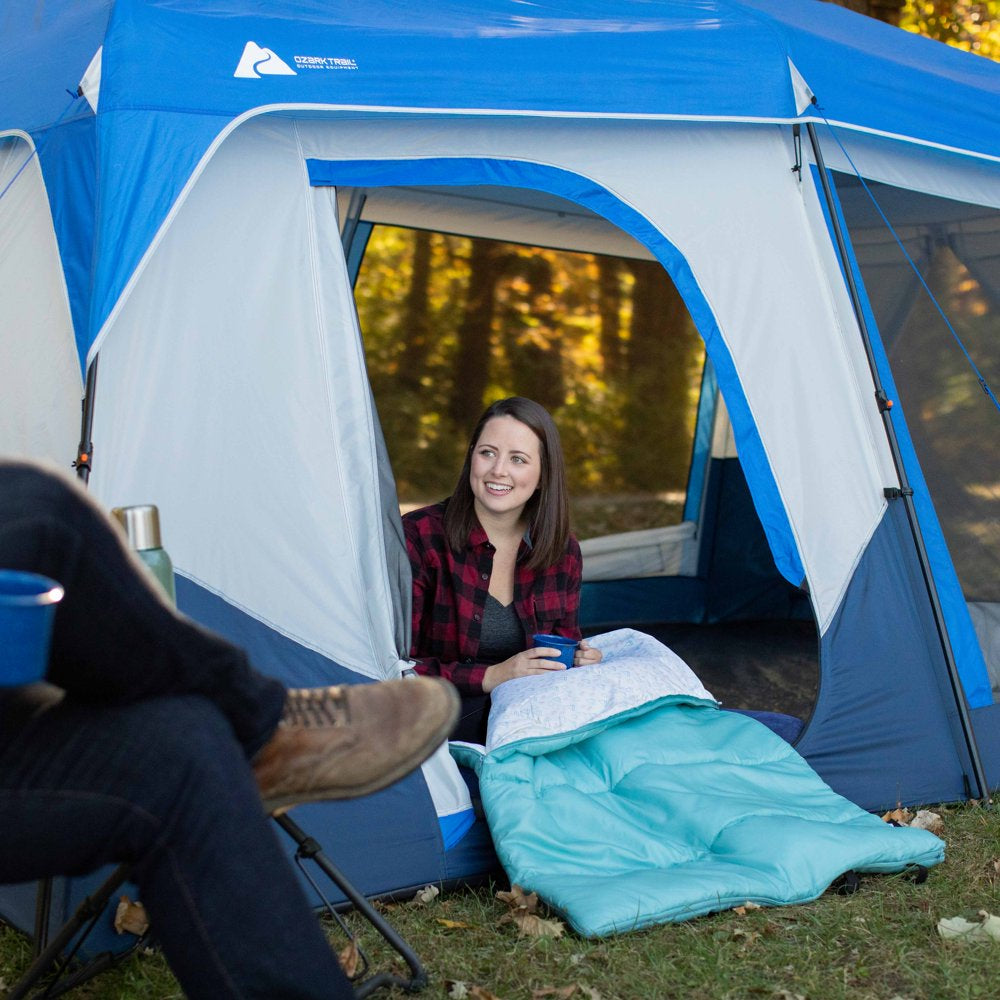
[110,504,163,551]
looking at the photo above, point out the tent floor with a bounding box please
[607,620,820,722]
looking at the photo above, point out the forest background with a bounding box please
[354,0,1000,542]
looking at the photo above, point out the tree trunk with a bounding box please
[396,230,433,391]
[597,257,625,379]
[449,240,507,429]
[620,260,700,492]
[502,254,566,411]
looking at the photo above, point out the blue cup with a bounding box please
[0,570,64,687]
[532,633,579,669]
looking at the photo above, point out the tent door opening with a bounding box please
[335,184,821,728]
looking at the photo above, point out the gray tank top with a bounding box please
[477,594,525,664]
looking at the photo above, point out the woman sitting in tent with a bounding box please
[403,396,602,743]
[404,401,946,939]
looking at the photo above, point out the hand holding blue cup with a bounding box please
[532,633,579,669]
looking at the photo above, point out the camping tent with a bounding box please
[2,0,1000,942]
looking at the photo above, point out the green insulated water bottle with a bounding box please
[111,504,177,605]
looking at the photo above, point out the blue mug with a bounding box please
[0,570,64,687]
[532,633,579,669]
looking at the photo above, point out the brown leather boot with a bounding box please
[252,676,459,814]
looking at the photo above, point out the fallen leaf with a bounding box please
[882,807,913,826]
[410,884,440,906]
[773,991,806,1000]
[733,901,762,916]
[337,939,360,978]
[732,927,760,946]
[910,810,945,835]
[447,982,470,999]
[468,987,503,1000]
[500,910,566,938]
[113,895,149,936]
[497,884,539,913]
[532,987,601,1000]
[436,918,474,929]
[937,910,1000,943]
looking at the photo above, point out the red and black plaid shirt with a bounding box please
[403,501,583,695]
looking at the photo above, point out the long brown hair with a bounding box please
[444,397,570,570]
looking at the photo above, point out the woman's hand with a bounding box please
[482,648,568,693]
[574,639,603,667]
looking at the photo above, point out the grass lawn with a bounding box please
[2,802,999,999]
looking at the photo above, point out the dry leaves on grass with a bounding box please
[937,910,1000,943]
[496,884,567,939]
[436,918,474,930]
[532,986,602,999]
[337,939,361,978]
[881,808,945,836]
[910,810,945,835]
[446,980,503,999]
[505,912,567,939]
[882,807,913,825]
[113,895,149,936]
[496,884,538,910]
[409,884,440,906]
[731,926,761,948]
[733,901,762,916]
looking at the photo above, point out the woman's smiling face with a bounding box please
[469,415,543,524]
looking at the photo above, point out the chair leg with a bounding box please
[8,821,429,999]
[6,864,141,1000]
[272,812,428,997]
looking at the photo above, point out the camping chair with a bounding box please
[5,812,427,999]
[5,866,141,1000]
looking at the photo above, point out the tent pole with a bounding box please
[74,356,98,483]
[805,122,990,802]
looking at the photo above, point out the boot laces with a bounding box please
[280,686,350,728]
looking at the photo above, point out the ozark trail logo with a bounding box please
[234,42,296,78]
[234,41,360,79]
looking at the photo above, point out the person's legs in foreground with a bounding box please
[0,459,460,997]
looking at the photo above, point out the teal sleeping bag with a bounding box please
[455,630,944,938]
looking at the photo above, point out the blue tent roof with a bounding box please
[8,1,1000,140]
[3,0,1000,357]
